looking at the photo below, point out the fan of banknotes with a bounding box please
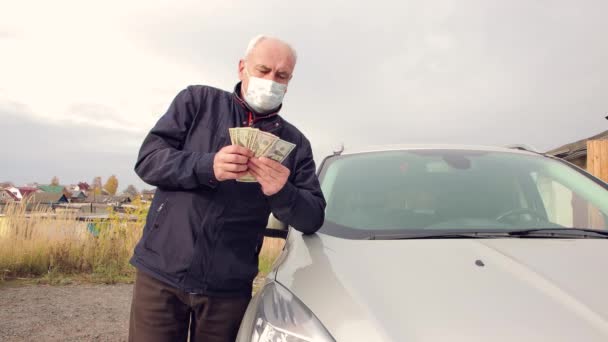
[229,127,296,182]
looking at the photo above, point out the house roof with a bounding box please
[18,187,40,197]
[110,195,132,203]
[38,185,66,194]
[0,186,22,198]
[1,189,20,201]
[78,182,91,190]
[86,194,111,203]
[27,192,68,204]
[546,129,608,160]
[70,190,87,198]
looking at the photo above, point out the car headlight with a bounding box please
[245,282,335,342]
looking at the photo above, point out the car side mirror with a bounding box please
[265,213,288,239]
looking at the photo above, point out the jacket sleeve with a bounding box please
[267,136,326,234]
[134,86,219,190]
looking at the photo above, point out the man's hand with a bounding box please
[213,145,254,181]
[248,157,290,196]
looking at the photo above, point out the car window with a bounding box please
[318,150,608,238]
[532,172,606,229]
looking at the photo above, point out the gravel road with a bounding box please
[1,283,133,342]
[0,277,265,341]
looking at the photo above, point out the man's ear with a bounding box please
[238,59,246,81]
[284,74,293,94]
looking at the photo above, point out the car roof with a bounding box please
[334,144,542,157]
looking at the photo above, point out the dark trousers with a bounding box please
[128,270,251,342]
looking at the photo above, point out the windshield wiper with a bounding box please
[507,228,608,239]
[368,228,608,240]
[369,232,509,240]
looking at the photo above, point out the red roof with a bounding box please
[78,182,91,191]
[18,187,39,197]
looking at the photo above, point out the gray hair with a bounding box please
[244,34,298,62]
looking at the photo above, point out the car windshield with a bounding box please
[318,150,608,239]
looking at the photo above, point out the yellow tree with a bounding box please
[92,177,103,195]
[103,175,119,196]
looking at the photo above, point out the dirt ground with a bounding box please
[0,283,134,342]
[0,277,266,342]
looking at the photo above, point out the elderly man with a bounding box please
[128,35,326,342]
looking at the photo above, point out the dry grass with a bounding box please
[0,199,146,284]
[259,237,285,275]
[0,199,285,285]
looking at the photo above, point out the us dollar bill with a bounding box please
[236,173,257,182]
[247,128,259,149]
[229,128,237,145]
[250,131,279,157]
[229,127,296,182]
[263,139,296,163]
[235,127,251,147]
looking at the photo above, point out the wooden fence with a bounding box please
[587,140,607,228]
[587,140,608,182]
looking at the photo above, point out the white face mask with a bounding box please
[243,67,287,113]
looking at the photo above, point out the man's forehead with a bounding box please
[248,40,296,69]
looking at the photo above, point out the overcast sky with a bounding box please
[1,0,607,190]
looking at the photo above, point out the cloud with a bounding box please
[1,0,607,184]
[0,101,147,189]
[65,103,144,133]
[122,0,608,156]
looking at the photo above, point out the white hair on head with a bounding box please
[244,34,298,62]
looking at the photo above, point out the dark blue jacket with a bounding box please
[130,83,326,296]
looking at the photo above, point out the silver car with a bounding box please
[237,145,608,342]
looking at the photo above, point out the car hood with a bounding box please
[275,232,608,342]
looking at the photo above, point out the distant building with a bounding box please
[110,195,133,205]
[78,182,91,192]
[18,187,40,198]
[70,190,88,203]
[141,189,156,201]
[27,192,69,205]
[0,189,20,204]
[67,184,80,192]
[4,187,23,201]
[38,184,67,193]
[37,185,71,198]
[547,130,608,169]
[86,194,111,204]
